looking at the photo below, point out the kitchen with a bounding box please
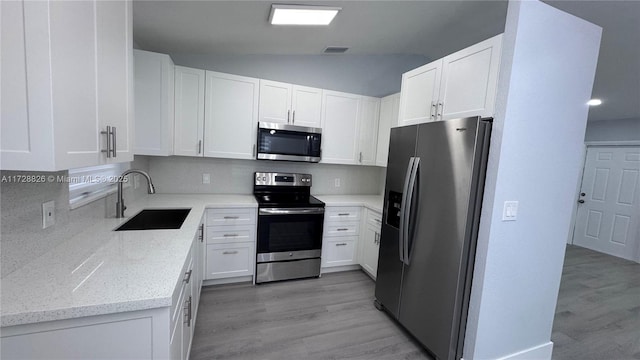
[2,0,640,358]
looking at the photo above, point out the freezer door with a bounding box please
[374,125,418,319]
[398,117,490,360]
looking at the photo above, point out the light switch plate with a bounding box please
[42,200,55,229]
[202,173,211,184]
[502,201,518,221]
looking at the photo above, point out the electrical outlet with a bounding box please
[502,201,519,221]
[42,200,55,229]
[202,173,211,184]
[334,178,341,187]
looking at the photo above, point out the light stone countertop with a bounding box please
[0,194,257,328]
[314,195,384,213]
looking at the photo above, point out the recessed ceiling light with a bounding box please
[587,99,602,106]
[269,4,341,26]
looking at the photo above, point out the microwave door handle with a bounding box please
[399,157,415,264]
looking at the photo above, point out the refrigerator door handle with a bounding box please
[399,157,416,264]
[404,157,420,265]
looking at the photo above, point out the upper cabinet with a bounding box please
[398,34,502,126]
[259,80,323,128]
[203,71,259,160]
[376,93,400,167]
[320,91,361,165]
[1,0,133,171]
[134,49,175,156]
[174,66,206,157]
[357,97,381,166]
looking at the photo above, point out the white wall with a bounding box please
[146,156,384,196]
[463,1,601,359]
[167,53,429,98]
[584,117,640,142]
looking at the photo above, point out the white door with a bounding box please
[174,66,205,157]
[397,59,442,126]
[203,71,259,160]
[439,34,502,121]
[291,85,322,128]
[358,96,380,166]
[258,80,291,124]
[573,146,640,261]
[320,90,360,165]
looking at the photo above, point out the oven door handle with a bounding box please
[259,208,325,215]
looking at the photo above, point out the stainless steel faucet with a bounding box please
[116,169,156,218]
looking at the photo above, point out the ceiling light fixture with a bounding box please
[587,98,602,106]
[269,4,341,26]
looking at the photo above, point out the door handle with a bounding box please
[578,199,585,204]
[292,110,295,124]
[101,126,112,158]
[437,101,443,120]
[404,157,420,266]
[399,157,416,264]
[198,140,202,154]
[287,110,290,123]
[430,101,436,120]
[111,126,117,157]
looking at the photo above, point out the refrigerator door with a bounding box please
[397,117,490,360]
[375,125,418,319]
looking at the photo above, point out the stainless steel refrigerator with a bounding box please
[374,116,491,360]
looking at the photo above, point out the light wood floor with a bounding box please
[552,245,640,359]
[191,245,640,359]
[190,271,432,360]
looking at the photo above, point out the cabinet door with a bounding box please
[258,80,292,124]
[291,85,323,128]
[358,96,380,166]
[320,90,360,165]
[174,66,205,157]
[203,71,259,159]
[397,59,442,126]
[361,224,378,277]
[439,34,502,120]
[323,237,358,267]
[134,49,174,156]
[375,93,400,167]
[50,0,102,170]
[97,0,133,164]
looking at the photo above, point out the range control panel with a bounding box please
[255,172,312,187]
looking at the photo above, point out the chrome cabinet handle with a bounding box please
[287,110,290,123]
[223,250,238,255]
[437,101,443,120]
[292,110,295,124]
[336,243,347,246]
[183,269,192,284]
[184,295,192,326]
[101,126,112,158]
[338,213,350,216]
[430,101,436,120]
[199,224,204,242]
[198,140,202,154]
[111,126,117,157]
[359,152,363,163]
[336,228,349,231]
[223,216,239,219]
[253,144,256,157]
[223,234,239,237]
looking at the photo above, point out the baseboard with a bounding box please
[202,275,253,286]
[495,341,554,360]
[320,264,361,274]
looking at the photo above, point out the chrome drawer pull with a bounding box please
[183,269,192,284]
[223,234,239,237]
[223,251,238,255]
[338,213,350,216]
[336,243,347,246]
[223,216,239,219]
[336,228,349,231]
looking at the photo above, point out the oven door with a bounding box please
[256,123,322,162]
[257,207,324,260]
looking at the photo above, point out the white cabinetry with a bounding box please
[360,209,382,279]
[204,208,257,283]
[258,80,323,127]
[398,34,502,126]
[322,207,361,271]
[357,96,381,166]
[133,49,175,156]
[0,0,133,171]
[376,93,400,167]
[174,66,205,157]
[320,91,361,165]
[204,71,259,159]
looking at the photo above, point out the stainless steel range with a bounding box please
[254,172,325,284]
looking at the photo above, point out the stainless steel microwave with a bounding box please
[256,122,322,163]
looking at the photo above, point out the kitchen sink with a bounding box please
[115,209,191,231]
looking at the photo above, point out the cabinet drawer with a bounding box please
[206,208,256,226]
[206,225,255,245]
[325,207,361,222]
[324,221,359,237]
[322,237,358,267]
[205,242,255,280]
[366,210,382,228]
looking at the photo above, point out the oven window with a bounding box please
[257,129,321,157]
[257,213,324,253]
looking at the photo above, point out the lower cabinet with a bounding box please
[360,209,382,279]
[204,208,257,284]
[321,206,361,271]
